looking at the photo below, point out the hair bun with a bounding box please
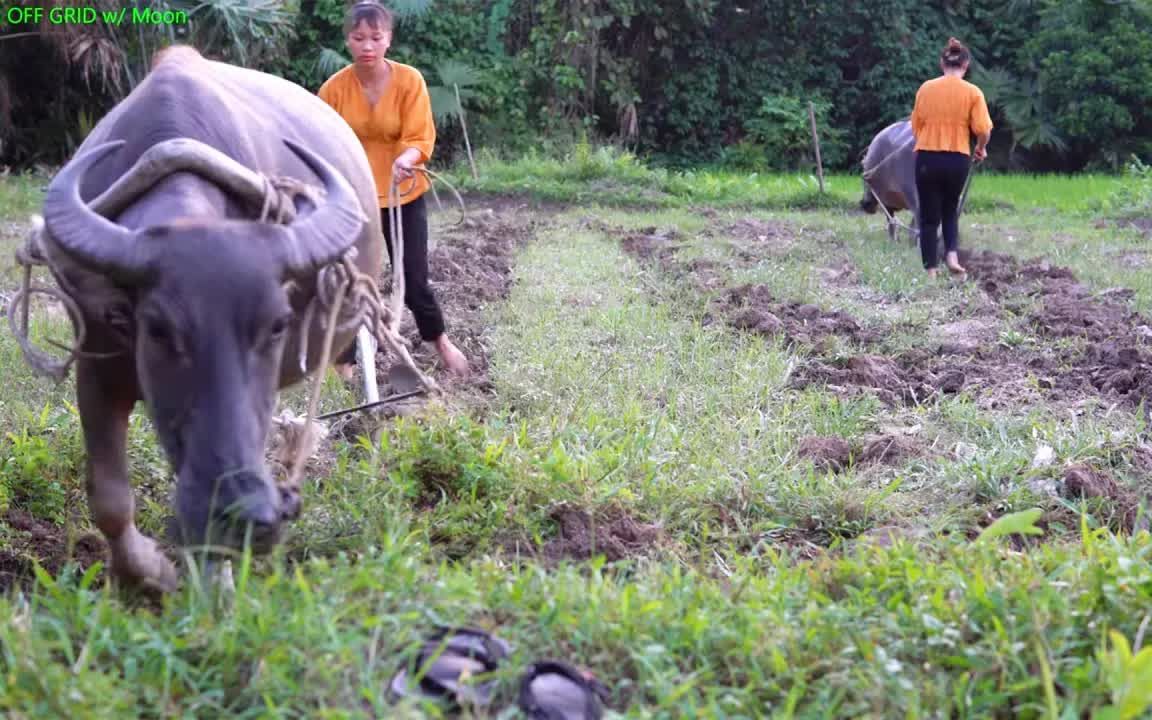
[947,37,964,49]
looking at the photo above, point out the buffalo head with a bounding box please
[41,138,367,553]
[859,182,880,214]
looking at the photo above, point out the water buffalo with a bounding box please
[859,119,919,244]
[27,46,381,593]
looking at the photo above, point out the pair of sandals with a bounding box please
[389,626,610,719]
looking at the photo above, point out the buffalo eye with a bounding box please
[266,314,292,345]
[145,316,170,345]
[141,313,185,357]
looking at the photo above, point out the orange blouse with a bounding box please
[318,60,436,208]
[910,75,994,155]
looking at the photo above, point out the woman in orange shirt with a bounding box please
[909,37,994,279]
[318,1,469,377]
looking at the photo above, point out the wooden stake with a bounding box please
[808,101,825,194]
[455,83,478,180]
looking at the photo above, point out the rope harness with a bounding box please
[7,162,467,507]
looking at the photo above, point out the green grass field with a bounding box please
[440,144,1130,215]
[1,155,1151,718]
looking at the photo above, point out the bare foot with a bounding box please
[926,267,939,280]
[434,336,470,377]
[945,251,966,275]
[333,362,356,382]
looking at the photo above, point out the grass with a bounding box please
[1,151,1152,717]
[440,143,1131,215]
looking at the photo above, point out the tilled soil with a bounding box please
[710,283,884,349]
[785,248,1152,411]
[496,502,667,566]
[962,249,1152,410]
[357,207,538,400]
[795,433,934,474]
[617,222,884,349]
[0,510,106,593]
[542,504,665,564]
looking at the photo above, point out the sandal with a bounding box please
[388,626,511,709]
[517,660,609,720]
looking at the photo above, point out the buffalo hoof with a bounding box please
[110,528,180,596]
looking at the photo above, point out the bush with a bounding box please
[1107,156,1152,219]
[741,95,847,172]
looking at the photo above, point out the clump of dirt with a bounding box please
[860,434,925,465]
[791,354,934,407]
[1031,290,1137,342]
[1068,341,1152,406]
[963,252,1096,341]
[620,227,683,264]
[680,257,726,291]
[960,250,1075,300]
[711,284,882,349]
[542,504,664,563]
[1059,463,1141,532]
[930,318,1000,356]
[1124,443,1152,473]
[796,436,853,473]
[1062,464,1120,499]
[0,510,106,593]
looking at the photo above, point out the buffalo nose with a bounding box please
[279,486,302,521]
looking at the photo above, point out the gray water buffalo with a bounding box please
[28,45,381,593]
[859,119,919,244]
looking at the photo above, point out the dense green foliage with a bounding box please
[2,0,1151,172]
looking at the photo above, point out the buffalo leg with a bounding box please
[76,356,179,594]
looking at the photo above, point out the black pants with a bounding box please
[915,150,970,269]
[336,194,445,364]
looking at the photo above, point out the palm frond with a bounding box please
[428,86,460,124]
[971,67,1015,107]
[1013,119,1067,153]
[385,0,435,20]
[316,47,350,78]
[435,59,483,89]
[168,0,296,66]
[67,34,128,95]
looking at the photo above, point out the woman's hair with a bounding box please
[343,0,393,35]
[941,37,970,68]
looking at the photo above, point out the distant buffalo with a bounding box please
[859,119,919,245]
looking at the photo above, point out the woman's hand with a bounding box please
[393,155,415,183]
[392,148,423,185]
[973,145,988,163]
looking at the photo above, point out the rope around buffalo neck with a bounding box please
[6,175,330,384]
